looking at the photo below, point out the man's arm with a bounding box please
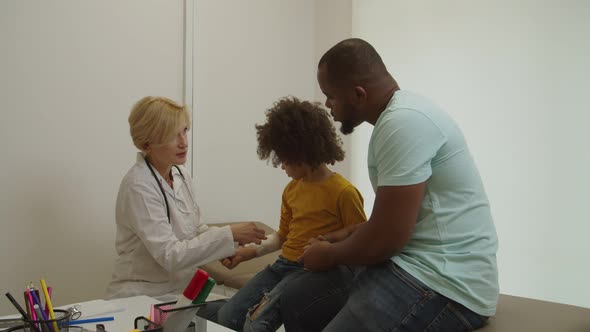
[302,183,425,270]
[320,223,363,243]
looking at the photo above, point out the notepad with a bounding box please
[55,299,125,319]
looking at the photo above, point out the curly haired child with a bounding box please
[217,96,367,331]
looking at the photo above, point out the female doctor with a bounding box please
[105,96,266,301]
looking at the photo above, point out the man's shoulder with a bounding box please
[373,91,449,143]
[383,90,443,118]
[389,90,436,110]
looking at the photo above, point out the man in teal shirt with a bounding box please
[290,38,498,331]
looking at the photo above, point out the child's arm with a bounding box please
[221,232,285,269]
[245,232,285,256]
[221,247,257,269]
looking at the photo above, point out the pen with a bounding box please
[61,316,115,325]
[25,288,37,321]
[4,292,41,332]
[5,291,30,318]
[40,279,58,332]
[34,304,49,332]
[28,287,49,321]
[45,287,52,315]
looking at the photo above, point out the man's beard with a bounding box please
[340,120,355,135]
[337,105,360,135]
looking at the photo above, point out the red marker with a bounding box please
[173,269,209,308]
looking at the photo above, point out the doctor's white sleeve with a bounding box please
[125,182,236,272]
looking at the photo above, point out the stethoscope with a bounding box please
[144,157,195,223]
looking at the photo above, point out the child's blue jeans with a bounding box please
[217,256,356,331]
[216,256,307,331]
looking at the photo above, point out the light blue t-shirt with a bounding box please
[368,90,499,316]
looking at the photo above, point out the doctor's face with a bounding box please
[147,123,189,168]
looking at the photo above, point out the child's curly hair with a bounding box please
[256,96,345,169]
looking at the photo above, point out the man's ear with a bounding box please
[353,86,368,103]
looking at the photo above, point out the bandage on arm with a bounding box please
[244,232,282,257]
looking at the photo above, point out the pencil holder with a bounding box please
[133,301,209,332]
[21,309,72,332]
[134,316,163,332]
[8,327,86,332]
[154,301,201,332]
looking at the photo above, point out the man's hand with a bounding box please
[230,222,267,245]
[300,240,337,271]
[298,236,326,262]
[221,247,257,269]
[321,224,362,243]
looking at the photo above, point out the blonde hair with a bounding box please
[128,96,190,151]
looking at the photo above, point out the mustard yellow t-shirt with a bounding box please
[278,173,367,262]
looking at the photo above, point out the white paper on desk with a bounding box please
[163,307,201,332]
[55,299,125,318]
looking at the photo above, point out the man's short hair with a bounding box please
[319,38,389,87]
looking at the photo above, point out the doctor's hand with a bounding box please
[221,247,257,269]
[231,222,267,245]
[300,240,337,272]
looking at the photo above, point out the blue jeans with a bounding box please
[217,256,307,331]
[280,265,356,332]
[281,261,488,332]
[196,299,226,323]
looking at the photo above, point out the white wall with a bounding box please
[193,0,354,230]
[0,0,355,316]
[351,0,590,308]
[5,0,582,318]
[0,1,184,315]
[314,0,353,177]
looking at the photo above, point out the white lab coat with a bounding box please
[105,153,236,301]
